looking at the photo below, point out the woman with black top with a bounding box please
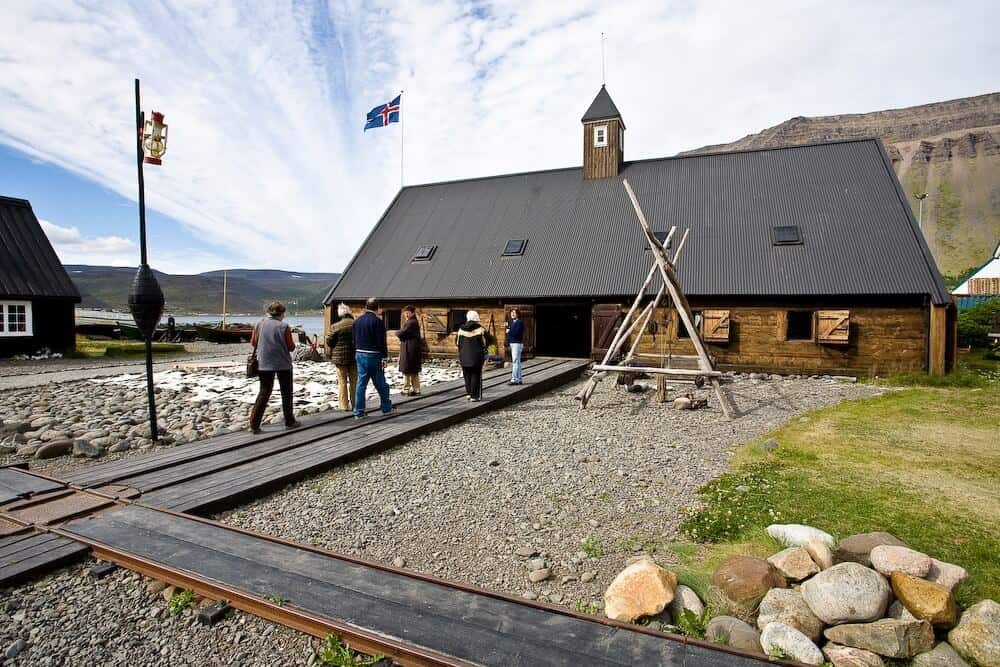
[455,310,487,401]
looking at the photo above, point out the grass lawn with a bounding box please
[73,337,186,358]
[673,350,1000,608]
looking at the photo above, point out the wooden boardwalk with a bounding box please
[0,358,773,665]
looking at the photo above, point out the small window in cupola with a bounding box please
[594,125,608,147]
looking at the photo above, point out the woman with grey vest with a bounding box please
[249,301,301,433]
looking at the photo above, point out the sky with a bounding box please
[1,1,997,275]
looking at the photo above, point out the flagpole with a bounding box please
[399,90,403,190]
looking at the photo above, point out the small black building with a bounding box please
[0,196,81,356]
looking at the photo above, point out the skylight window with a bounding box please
[772,225,803,245]
[412,244,437,261]
[502,239,527,256]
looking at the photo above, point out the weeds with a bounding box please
[580,536,603,558]
[317,634,384,667]
[674,609,709,639]
[168,589,194,615]
[575,600,600,615]
[264,594,285,607]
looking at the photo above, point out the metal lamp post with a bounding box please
[128,78,168,441]
[915,192,928,230]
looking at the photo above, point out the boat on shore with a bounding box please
[194,323,254,343]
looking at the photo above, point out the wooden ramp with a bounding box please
[57,504,768,667]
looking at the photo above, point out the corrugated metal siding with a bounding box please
[0,196,81,301]
[329,140,950,304]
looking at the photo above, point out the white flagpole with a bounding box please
[399,89,404,189]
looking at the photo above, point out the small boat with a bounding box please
[117,321,149,341]
[194,323,255,343]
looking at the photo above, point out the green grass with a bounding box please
[168,588,195,615]
[73,336,186,358]
[678,353,1000,607]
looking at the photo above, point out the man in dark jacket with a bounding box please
[326,304,357,411]
[455,310,487,401]
[352,297,393,418]
[505,308,524,385]
[396,305,422,395]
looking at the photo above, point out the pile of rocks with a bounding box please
[601,524,998,666]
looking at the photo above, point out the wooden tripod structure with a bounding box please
[575,179,738,419]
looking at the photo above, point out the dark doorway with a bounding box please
[535,302,592,358]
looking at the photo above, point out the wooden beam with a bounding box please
[928,304,947,376]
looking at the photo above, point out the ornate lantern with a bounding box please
[142,111,168,165]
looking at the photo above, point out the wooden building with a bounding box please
[325,86,955,376]
[0,196,80,356]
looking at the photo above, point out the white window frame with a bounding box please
[0,301,33,337]
[593,124,608,147]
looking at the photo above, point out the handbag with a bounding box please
[246,321,261,378]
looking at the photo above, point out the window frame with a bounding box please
[785,310,814,342]
[593,124,608,147]
[502,239,527,257]
[447,309,467,333]
[412,244,437,262]
[382,308,402,331]
[676,310,702,340]
[772,225,803,246]
[0,301,33,337]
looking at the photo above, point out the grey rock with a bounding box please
[887,600,917,621]
[823,642,885,667]
[948,599,1000,667]
[392,556,406,568]
[757,588,825,642]
[528,568,551,583]
[72,438,104,458]
[835,532,908,567]
[911,642,971,667]
[801,562,890,625]
[925,559,969,592]
[668,584,704,623]
[760,622,824,665]
[705,616,764,655]
[870,545,933,577]
[109,441,133,453]
[580,571,596,583]
[4,638,27,660]
[34,439,74,459]
[527,558,546,571]
[824,619,934,659]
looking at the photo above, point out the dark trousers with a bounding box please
[250,369,295,429]
[462,364,483,400]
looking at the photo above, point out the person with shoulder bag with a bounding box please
[248,301,300,433]
[326,304,358,411]
[455,310,487,401]
[396,305,422,396]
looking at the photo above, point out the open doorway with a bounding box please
[534,302,592,358]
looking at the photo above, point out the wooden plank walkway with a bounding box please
[58,504,767,667]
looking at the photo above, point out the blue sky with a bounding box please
[1,1,997,274]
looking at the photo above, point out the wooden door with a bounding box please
[591,303,624,360]
[504,304,535,358]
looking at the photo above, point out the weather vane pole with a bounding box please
[601,32,606,85]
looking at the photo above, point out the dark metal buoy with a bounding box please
[128,264,164,338]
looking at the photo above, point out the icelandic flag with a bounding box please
[364,94,401,131]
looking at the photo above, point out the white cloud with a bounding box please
[39,219,137,266]
[2,1,998,273]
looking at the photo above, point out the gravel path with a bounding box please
[220,374,883,612]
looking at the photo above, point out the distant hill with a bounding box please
[681,93,1000,277]
[67,266,339,314]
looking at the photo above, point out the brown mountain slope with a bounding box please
[681,93,1000,275]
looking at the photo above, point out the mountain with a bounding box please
[67,266,339,314]
[681,93,1000,277]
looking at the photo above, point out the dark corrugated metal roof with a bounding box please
[327,139,951,305]
[0,196,81,301]
[581,85,623,124]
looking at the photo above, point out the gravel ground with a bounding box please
[219,373,883,612]
[0,558,322,666]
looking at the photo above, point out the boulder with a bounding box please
[891,572,958,628]
[801,562,890,625]
[34,439,73,459]
[925,559,969,592]
[672,396,692,410]
[768,547,820,581]
[870,545,933,577]
[766,524,835,548]
[948,599,1000,667]
[804,540,833,570]
[887,600,917,621]
[711,555,785,602]
[760,622,824,665]
[757,588,825,642]
[109,441,132,453]
[72,439,104,459]
[705,616,764,655]
[668,584,704,623]
[911,642,972,667]
[824,619,935,659]
[835,532,907,567]
[823,642,885,667]
[603,559,676,623]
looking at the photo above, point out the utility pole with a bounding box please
[915,192,928,230]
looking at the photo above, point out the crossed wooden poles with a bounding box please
[575,179,738,419]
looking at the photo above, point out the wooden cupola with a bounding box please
[581,85,625,180]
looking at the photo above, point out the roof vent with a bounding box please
[502,239,527,257]
[412,244,437,262]
[772,225,803,246]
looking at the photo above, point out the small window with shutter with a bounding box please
[702,310,731,343]
[786,310,814,341]
[594,125,608,147]
[817,310,850,344]
[677,311,702,339]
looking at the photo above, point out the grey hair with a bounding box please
[337,303,351,317]
[465,310,480,323]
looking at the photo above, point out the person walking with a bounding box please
[326,303,357,411]
[353,297,393,419]
[505,307,524,385]
[249,301,300,433]
[396,305,422,396]
[456,310,487,401]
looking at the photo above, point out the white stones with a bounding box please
[760,622,824,665]
[911,642,972,667]
[822,642,886,667]
[948,599,1000,667]
[804,539,834,570]
[869,545,933,577]
[528,568,551,583]
[801,563,891,625]
[768,546,820,581]
[603,559,676,623]
[757,588,825,642]
[766,523,836,548]
[392,556,406,568]
[668,584,704,623]
[926,559,969,592]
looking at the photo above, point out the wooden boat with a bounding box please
[194,323,254,343]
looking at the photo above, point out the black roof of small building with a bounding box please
[581,85,624,125]
[0,196,81,301]
[327,139,950,305]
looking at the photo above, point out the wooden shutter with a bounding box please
[423,308,448,334]
[591,304,624,359]
[701,310,731,343]
[504,304,535,357]
[817,310,850,344]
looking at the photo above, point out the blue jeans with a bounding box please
[354,352,392,416]
[510,343,523,383]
